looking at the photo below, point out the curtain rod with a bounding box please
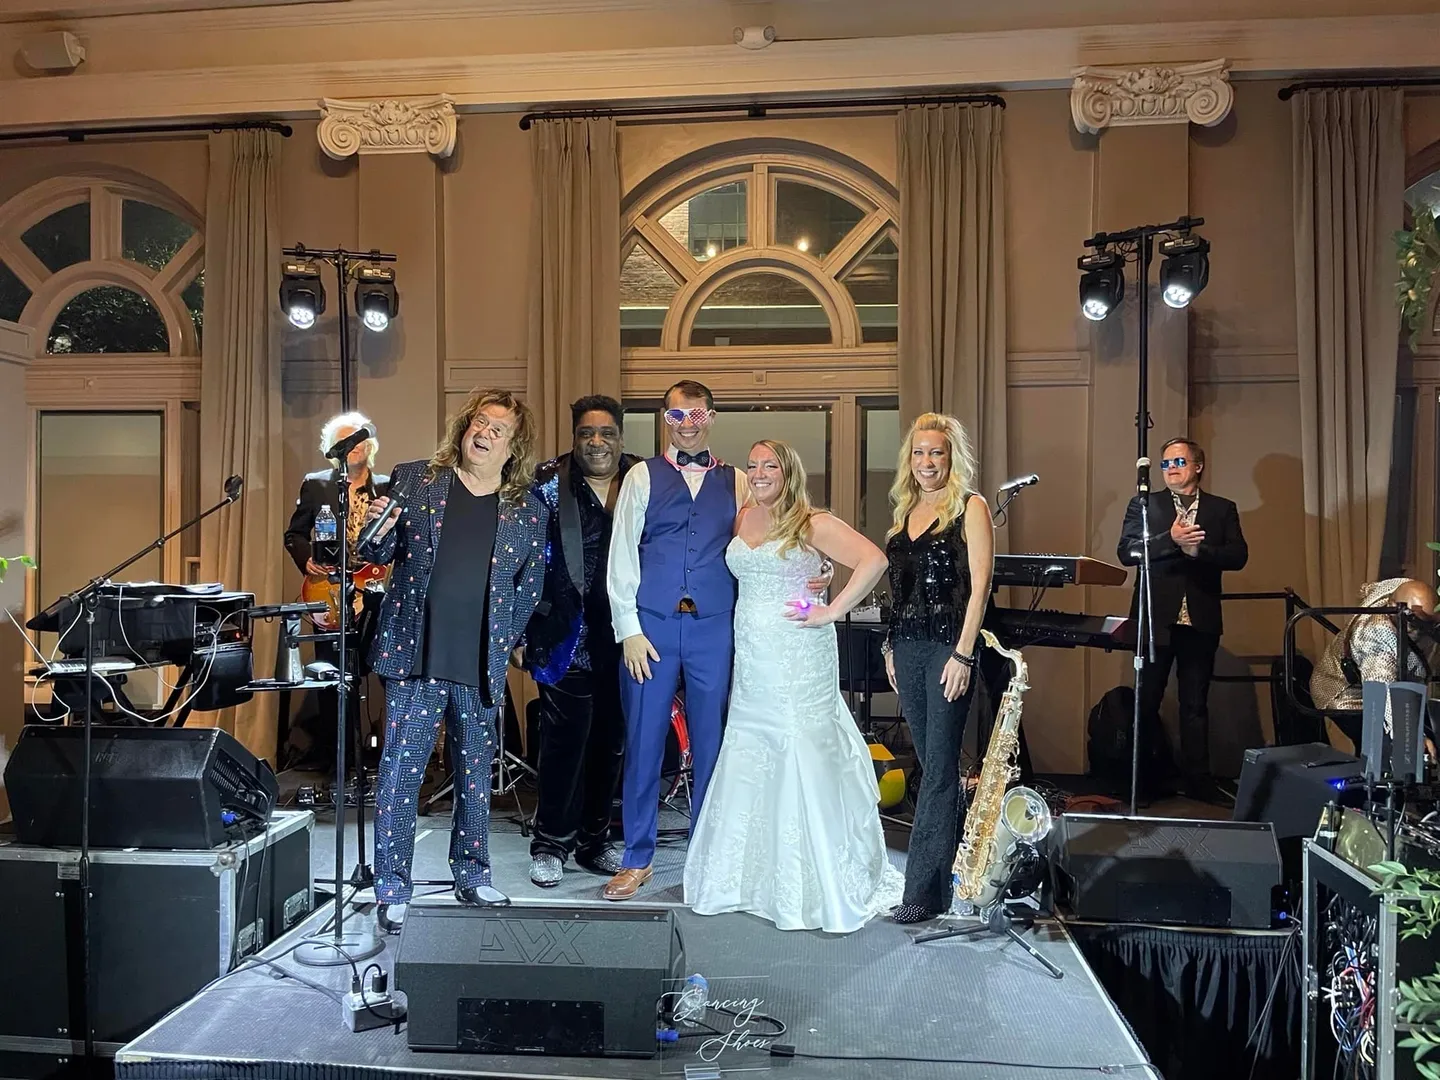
[0,119,293,143]
[518,92,1004,130]
[1279,77,1440,100]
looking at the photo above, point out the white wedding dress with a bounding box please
[683,537,905,933]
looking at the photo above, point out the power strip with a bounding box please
[342,971,407,1032]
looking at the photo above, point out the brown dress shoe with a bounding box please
[602,865,652,901]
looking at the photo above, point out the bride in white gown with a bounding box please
[684,439,905,933]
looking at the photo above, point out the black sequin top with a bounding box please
[885,513,972,648]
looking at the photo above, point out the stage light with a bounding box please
[354,265,399,332]
[1159,235,1210,309]
[279,260,325,329]
[1078,251,1124,322]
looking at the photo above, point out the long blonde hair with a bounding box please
[887,413,979,539]
[427,388,538,506]
[749,439,818,557]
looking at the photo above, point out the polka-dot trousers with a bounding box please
[373,676,497,904]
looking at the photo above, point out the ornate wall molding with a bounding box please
[1071,59,1233,135]
[1,15,1437,129]
[0,319,33,367]
[317,94,457,159]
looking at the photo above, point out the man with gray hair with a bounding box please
[282,411,391,771]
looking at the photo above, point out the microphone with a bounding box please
[1136,457,1151,494]
[224,475,244,502]
[998,473,1039,493]
[355,479,409,551]
[326,424,375,461]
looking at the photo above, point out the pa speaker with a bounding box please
[395,902,684,1057]
[1232,742,1366,840]
[3,724,278,849]
[1055,814,1283,929]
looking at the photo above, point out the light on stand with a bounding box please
[1159,235,1210,309]
[355,265,399,332]
[280,260,326,329]
[1078,251,1124,322]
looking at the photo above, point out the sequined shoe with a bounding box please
[529,853,564,888]
[891,903,942,925]
[575,844,624,876]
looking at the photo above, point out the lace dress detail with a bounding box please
[683,537,905,932]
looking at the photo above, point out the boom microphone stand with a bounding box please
[28,475,245,1066]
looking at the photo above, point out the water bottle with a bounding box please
[314,504,338,566]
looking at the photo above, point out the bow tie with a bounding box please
[675,450,712,468]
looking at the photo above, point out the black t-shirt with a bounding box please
[420,475,499,688]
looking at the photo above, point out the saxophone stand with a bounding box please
[912,854,1064,981]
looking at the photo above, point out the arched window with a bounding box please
[619,142,899,544]
[0,172,204,683]
[0,176,203,357]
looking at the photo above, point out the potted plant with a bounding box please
[0,554,33,583]
[1372,860,1440,1077]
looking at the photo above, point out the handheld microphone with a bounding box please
[998,473,1039,493]
[355,479,409,551]
[1136,457,1151,494]
[224,475,244,501]
[326,424,376,462]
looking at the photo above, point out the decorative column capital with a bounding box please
[1070,59,1233,135]
[316,94,458,160]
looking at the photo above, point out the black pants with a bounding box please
[1137,624,1219,781]
[531,661,625,860]
[893,639,977,913]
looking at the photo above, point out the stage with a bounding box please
[113,811,1158,1080]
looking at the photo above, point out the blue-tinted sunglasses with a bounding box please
[1160,456,1189,469]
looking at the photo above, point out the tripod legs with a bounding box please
[912,904,1065,981]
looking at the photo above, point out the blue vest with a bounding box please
[635,456,737,618]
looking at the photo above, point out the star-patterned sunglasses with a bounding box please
[1160,456,1189,469]
[664,406,713,427]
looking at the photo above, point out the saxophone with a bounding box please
[952,628,1053,910]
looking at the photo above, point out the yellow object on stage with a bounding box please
[869,741,906,809]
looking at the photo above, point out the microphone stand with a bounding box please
[33,480,242,1068]
[295,449,382,968]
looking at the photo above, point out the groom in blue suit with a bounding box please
[603,380,745,900]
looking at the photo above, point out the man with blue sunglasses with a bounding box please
[1118,437,1248,805]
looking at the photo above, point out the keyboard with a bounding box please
[989,607,1134,650]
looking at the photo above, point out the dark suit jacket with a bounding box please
[359,459,548,705]
[283,467,391,573]
[1117,489,1248,638]
[523,452,641,684]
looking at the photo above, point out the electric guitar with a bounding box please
[301,563,389,631]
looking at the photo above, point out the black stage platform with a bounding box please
[114,807,1157,1080]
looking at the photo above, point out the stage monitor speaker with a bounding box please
[395,902,684,1057]
[1232,742,1367,841]
[1055,814,1283,929]
[3,724,278,850]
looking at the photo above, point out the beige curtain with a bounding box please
[1292,89,1404,612]
[897,104,1009,503]
[527,117,621,454]
[198,129,283,759]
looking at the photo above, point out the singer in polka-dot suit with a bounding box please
[358,389,547,932]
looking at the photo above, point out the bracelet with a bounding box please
[951,650,975,668]
[880,641,893,657]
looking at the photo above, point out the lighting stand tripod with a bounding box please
[1080,214,1206,816]
[912,849,1064,980]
